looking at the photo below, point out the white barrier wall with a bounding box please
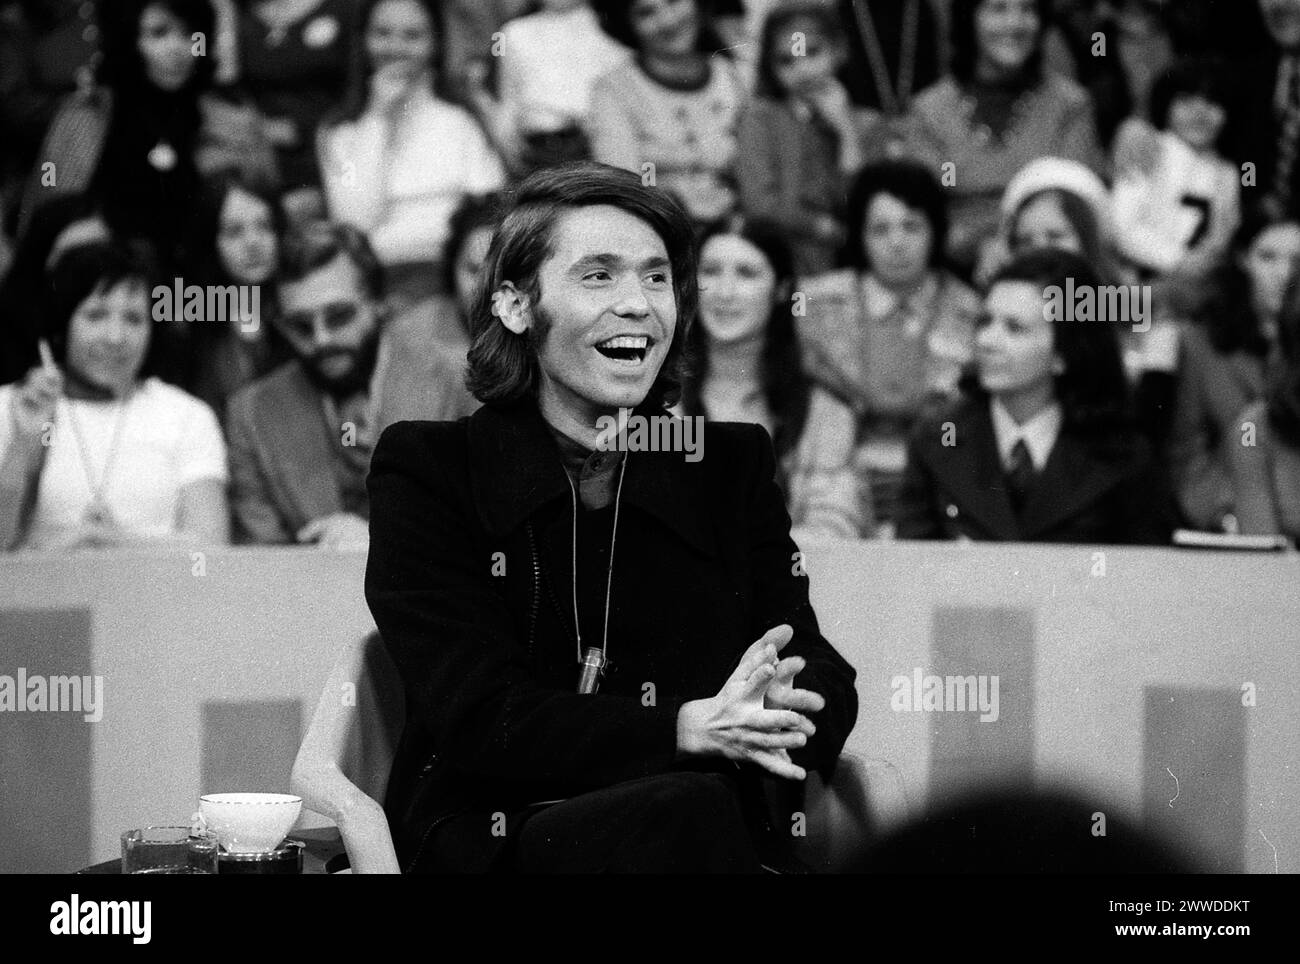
[1,543,1296,872]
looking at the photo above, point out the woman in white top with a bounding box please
[317,0,505,301]
[0,243,229,551]
[466,0,630,174]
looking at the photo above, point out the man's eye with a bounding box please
[584,271,612,282]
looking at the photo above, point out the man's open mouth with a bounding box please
[595,335,651,364]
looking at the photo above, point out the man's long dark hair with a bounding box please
[680,216,808,459]
[464,162,698,411]
[965,248,1134,443]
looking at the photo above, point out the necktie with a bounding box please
[1275,57,1300,209]
[1004,438,1036,515]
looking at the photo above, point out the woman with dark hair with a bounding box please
[680,216,867,539]
[587,0,745,226]
[16,0,276,272]
[896,248,1178,543]
[0,194,109,386]
[181,169,292,426]
[989,156,1181,453]
[1170,205,1300,531]
[0,242,229,551]
[736,1,872,277]
[798,159,979,530]
[234,0,355,194]
[901,0,1104,273]
[317,0,504,302]
[1230,279,1300,542]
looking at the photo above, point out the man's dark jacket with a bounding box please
[364,398,859,872]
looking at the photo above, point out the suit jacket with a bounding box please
[364,399,859,872]
[226,303,478,543]
[896,397,1178,544]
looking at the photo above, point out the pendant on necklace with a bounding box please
[84,498,114,527]
[148,141,178,171]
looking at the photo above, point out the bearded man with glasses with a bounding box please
[227,220,475,547]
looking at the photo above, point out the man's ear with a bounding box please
[492,281,531,335]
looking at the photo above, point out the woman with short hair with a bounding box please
[0,242,229,551]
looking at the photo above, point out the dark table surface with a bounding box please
[77,827,348,875]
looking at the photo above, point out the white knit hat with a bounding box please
[998,157,1113,243]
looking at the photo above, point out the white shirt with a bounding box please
[320,87,506,266]
[0,378,227,546]
[990,397,1062,472]
[500,6,629,133]
[1111,123,1240,272]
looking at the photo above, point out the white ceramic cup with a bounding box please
[199,792,302,854]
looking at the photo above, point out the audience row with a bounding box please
[2,0,1299,551]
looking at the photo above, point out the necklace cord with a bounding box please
[565,451,629,667]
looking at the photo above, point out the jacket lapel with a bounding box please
[1229,350,1268,400]
[797,271,872,413]
[467,400,716,556]
[1017,431,1127,538]
[261,365,343,527]
[468,401,572,538]
[923,401,1019,537]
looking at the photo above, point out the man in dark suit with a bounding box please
[364,162,858,872]
[227,220,476,547]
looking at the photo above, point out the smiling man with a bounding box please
[364,162,858,873]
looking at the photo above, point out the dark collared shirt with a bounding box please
[546,424,625,511]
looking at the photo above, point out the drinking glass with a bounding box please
[121,826,219,874]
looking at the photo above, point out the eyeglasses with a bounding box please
[773,41,828,66]
[280,301,362,338]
